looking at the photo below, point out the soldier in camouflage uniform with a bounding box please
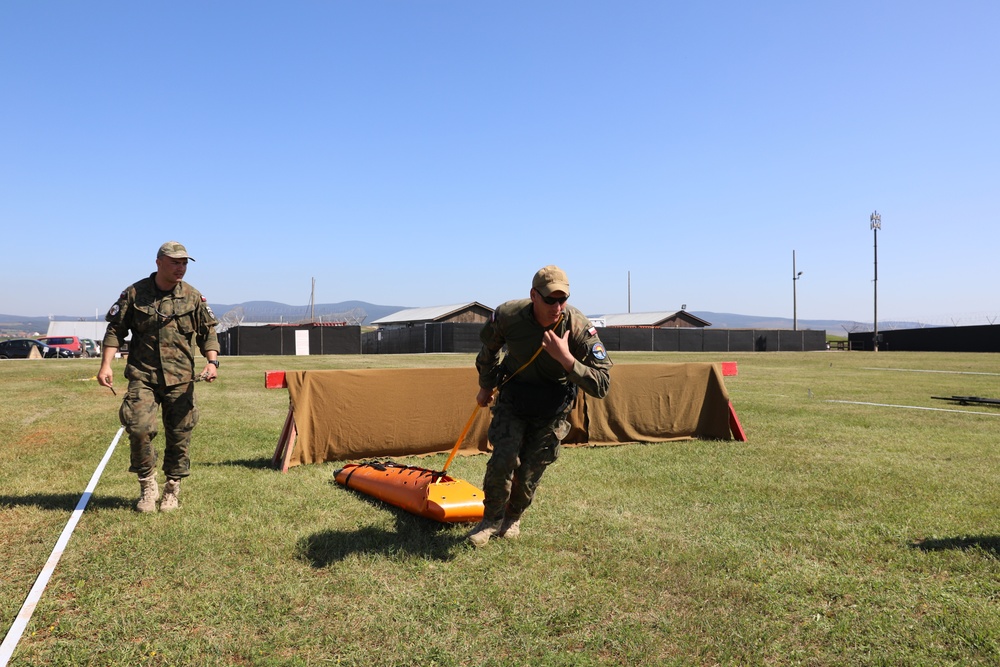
[97,241,220,513]
[468,265,612,547]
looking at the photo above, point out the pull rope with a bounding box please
[439,403,482,474]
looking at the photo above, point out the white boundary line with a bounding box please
[861,367,1000,377]
[0,427,125,667]
[826,400,1000,417]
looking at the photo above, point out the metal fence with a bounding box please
[848,324,1000,352]
[361,323,828,354]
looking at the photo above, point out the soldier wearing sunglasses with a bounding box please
[469,265,612,547]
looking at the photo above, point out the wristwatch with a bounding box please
[208,359,220,368]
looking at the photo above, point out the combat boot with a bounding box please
[159,479,181,512]
[498,515,521,539]
[136,474,158,513]
[467,519,502,547]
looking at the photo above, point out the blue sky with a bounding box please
[2,2,997,326]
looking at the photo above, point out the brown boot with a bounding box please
[136,475,158,513]
[498,515,521,539]
[159,479,181,512]
[467,519,502,547]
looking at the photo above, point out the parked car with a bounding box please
[36,335,84,357]
[81,338,101,357]
[0,338,75,359]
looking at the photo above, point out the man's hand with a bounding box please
[200,363,218,383]
[98,347,119,390]
[541,330,575,371]
[97,362,114,390]
[476,386,495,408]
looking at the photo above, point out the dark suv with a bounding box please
[0,339,75,359]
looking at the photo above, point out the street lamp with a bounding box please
[792,250,803,331]
[870,211,881,352]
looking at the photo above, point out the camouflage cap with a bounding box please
[532,265,570,297]
[157,241,195,261]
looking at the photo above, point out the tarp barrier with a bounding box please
[283,362,733,467]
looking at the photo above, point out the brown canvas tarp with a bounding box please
[286,367,491,464]
[585,363,733,443]
[283,362,733,467]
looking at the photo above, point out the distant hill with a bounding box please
[207,300,408,326]
[0,301,409,333]
[0,315,82,336]
[1,305,922,337]
[689,311,926,336]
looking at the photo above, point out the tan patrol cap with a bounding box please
[532,265,570,297]
[157,241,195,261]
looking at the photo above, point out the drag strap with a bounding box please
[439,404,481,474]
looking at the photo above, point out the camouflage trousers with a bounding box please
[119,379,199,479]
[481,402,571,523]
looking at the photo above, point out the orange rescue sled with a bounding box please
[335,461,485,523]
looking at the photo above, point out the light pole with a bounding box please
[792,250,803,331]
[870,210,881,352]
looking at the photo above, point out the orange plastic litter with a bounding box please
[335,461,484,523]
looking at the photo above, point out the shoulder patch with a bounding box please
[109,304,120,317]
[591,343,607,360]
[201,296,207,302]
[587,326,597,337]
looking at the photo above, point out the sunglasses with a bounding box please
[535,289,568,305]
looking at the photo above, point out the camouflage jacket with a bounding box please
[103,273,220,386]
[476,300,612,399]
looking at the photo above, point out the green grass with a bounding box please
[3,351,1000,665]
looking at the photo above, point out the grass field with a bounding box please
[3,351,1000,666]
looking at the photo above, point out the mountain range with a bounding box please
[1,300,891,336]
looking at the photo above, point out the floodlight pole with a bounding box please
[870,211,881,352]
[792,250,803,331]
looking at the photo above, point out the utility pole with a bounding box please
[310,277,315,322]
[627,271,631,314]
[792,250,803,331]
[870,211,881,352]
